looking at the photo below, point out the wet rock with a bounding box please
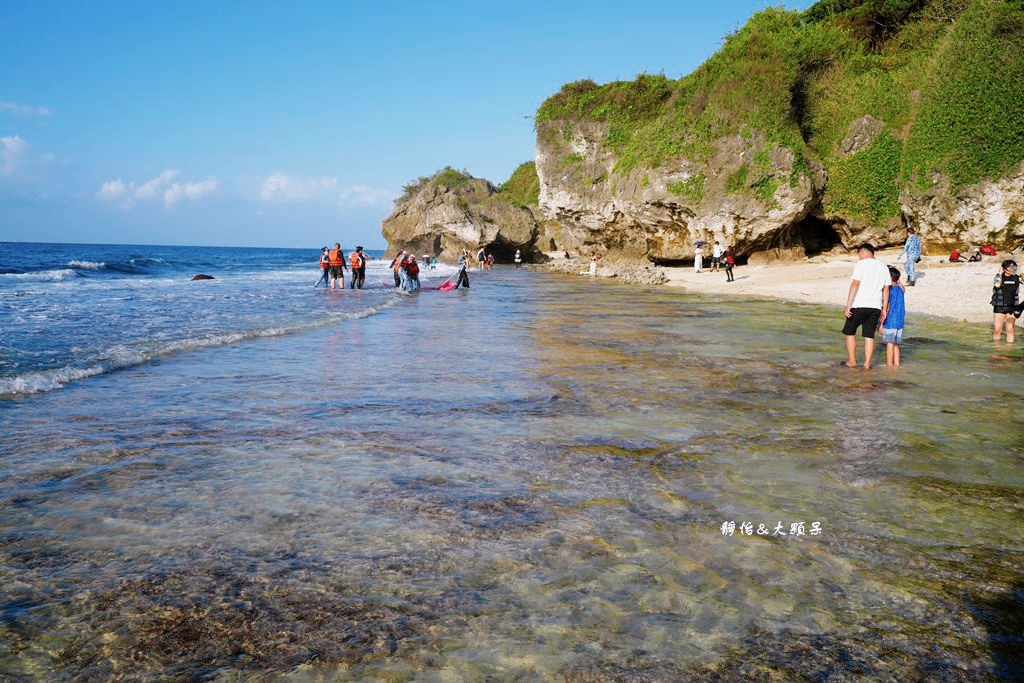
[191,274,215,281]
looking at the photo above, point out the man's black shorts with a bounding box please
[329,265,345,279]
[842,307,881,338]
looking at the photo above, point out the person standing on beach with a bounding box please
[589,251,599,277]
[842,243,891,369]
[991,259,1020,343]
[724,250,735,282]
[328,243,348,289]
[711,241,723,272]
[477,247,486,270]
[349,246,366,289]
[455,250,471,288]
[694,245,704,273]
[881,267,906,367]
[896,228,922,286]
[514,249,522,269]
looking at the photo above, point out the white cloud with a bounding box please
[0,102,53,117]
[96,178,127,200]
[338,184,395,207]
[95,169,218,209]
[134,169,178,200]
[1,135,28,175]
[259,172,338,200]
[258,172,394,207]
[164,177,218,207]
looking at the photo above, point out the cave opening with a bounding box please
[793,214,842,256]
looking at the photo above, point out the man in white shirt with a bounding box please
[842,243,891,369]
[711,241,723,272]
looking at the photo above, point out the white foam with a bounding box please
[0,298,398,397]
[68,260,105,270]
[0,269,77,282]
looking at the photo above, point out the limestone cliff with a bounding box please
[533,0,1024,261]
[381,168,539,261]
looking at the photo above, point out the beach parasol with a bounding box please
[694,240,707,246]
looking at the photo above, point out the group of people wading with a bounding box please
[318,245,475,293]
[318,243,367,290]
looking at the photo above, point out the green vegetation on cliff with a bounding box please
[536,0,1024,226]
[496,161,541,208]
[401,166,475,201]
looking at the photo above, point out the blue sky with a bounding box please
[1,1,814,248]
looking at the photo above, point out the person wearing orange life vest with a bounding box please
[316,246,330,287]
[389,249,406,288]
[400,254,421,292]
[349,246,366,289]
[327,242,348,289]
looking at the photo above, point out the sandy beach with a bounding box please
[663,249,1009,325]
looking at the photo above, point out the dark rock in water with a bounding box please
[191,274,215,281]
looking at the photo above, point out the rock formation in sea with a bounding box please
[381,167,541,261]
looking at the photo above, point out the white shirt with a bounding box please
[850,258,890,309]
[712,244,723,257]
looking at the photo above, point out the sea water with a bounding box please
[1,242,1022,680]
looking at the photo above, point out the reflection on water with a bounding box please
[1,271,1022,680]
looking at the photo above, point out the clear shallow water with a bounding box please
[1,247,1022,680]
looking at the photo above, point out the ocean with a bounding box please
[1,242,1022,679]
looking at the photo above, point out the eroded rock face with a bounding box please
[535,120,827,261]
[381,177,539,261]
[901,163,1024,250]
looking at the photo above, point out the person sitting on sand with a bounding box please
[991,259,1020,343]
[842,243,891,369]
[948,250,963,263]
[968,248,982,263]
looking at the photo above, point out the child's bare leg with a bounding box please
[863,337,876,369]
[1007,316,1016,343]
[994,313,1005,341]
[893,344,901,366]
[886,343,895,367]
[844,335,858,367]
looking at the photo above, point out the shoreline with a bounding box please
[540,249,1009,326]
[662,249,1002,325]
